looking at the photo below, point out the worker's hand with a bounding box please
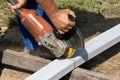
[7,0,26,15]
[49,9,76,34]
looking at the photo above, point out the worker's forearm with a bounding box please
[36,0,58,18]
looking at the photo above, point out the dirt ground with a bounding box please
[93,44,120,79]
[0,66,31,80]
[81,43,120,79]
[0,3,120,80]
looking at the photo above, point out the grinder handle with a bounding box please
[7,0,22,15]
[53,14,76,39]
[7,0,17,5]
[68,14,76,22]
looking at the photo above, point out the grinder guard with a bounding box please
[40,26,84,58]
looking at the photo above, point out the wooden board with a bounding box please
[0,49,51,71]
[61,68,119,80]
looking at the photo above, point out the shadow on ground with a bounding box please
[75,10,120,39]
[0,51,3,76]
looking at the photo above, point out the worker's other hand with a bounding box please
[7,0,26,15]
[50,9,76,34]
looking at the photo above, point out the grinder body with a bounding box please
[17,9,73,57]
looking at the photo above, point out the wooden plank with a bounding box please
[0,49,51,71]
[67,68,119,80]
[25,24,120,80]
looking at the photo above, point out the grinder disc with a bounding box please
[63,48,76,58]
[54,26,84,58]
